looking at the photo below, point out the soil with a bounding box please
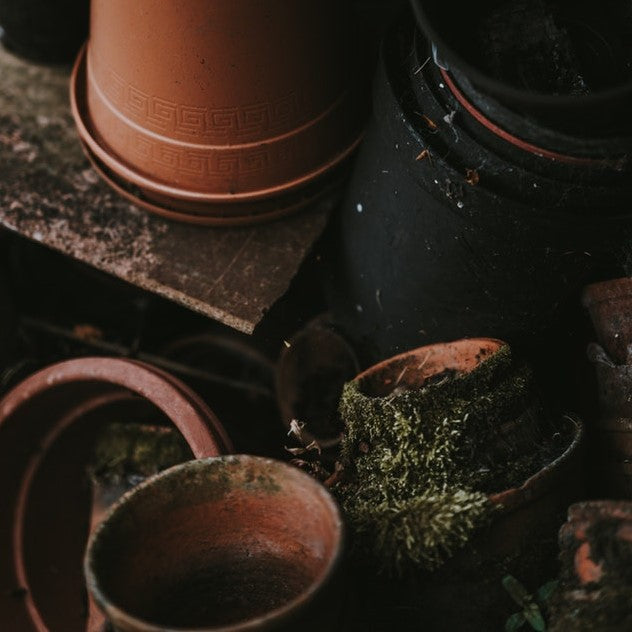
[140,553,312,628]
[477,0,632,94]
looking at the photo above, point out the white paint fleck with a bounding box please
[356,304,363,313]
[457,201,464,209]
[356,203,363,213]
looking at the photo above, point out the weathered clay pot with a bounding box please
[85,455,344,632]
[70,0,364,225]
[0,358,231,632]
[550,501,632,631]
[276,317,359,450]
[345,339,584,630]
[583,278,632,366]
[0,0,88,63]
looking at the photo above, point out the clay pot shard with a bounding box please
[85,455,344,632]
[70,0,365,225]
[551,501,632,631]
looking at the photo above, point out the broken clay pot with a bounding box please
[70,0,364,225]
[583,278,632,366]
[0,357,231,632]
[85,455,344,632]
[550,501,632,631]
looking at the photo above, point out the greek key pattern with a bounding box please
[126,128,301,181]
[103,69,308,140]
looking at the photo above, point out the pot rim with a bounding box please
[70,45,363,208]
[84,454,344,632]
[0,357,231,632]
[582,277,632,307]
[410,0,632,110]
[352,337,507,395]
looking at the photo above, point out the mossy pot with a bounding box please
[340,338,584,630]
[85,455,344,632]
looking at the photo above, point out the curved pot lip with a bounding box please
[85,454,344,632]
[12,389,143,632]
[276,319,360,450]
[0,357,231,455]
[489,415,584,510]
[351,337,507,393]
[70,45,363,207]
[410,0,632,111]
[582,277,632,307]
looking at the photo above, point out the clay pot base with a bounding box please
[70,47,360,226]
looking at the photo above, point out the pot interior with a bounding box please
[355,339,503,397]
[421,0,632,96]
[88,457,340,629]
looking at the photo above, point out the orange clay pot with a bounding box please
[85,456,344,632]
[70,0,364,225]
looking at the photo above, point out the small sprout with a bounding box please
[287,419,305,443]
[421,114,438,131]
[466,169,480,186]
[416,148,432,163]
[503,575,551,632]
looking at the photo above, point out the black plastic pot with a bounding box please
[0,0,88,63]
[329,17,632,365]
[410,0,632,137]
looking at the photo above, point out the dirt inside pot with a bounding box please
[140,552,312,628]
[89,422,192,489]
[476,0,632,94]
[335,345,573,575]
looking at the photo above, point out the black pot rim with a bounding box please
[410,0,632,111]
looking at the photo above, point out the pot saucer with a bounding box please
[70,46,361,226]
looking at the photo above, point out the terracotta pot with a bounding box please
[0,358,232,632]
[70,0,364,225]
[85,455,344,632]
[0,0,88,63]
[276,317,359,450]
[346,338,584,630]
[550,501,632,631]
[583,278,632,366]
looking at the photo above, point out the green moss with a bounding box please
[89,422,192,488]
[335,346,539,575]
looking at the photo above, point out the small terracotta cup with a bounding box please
[70,0,364,225]
[85,455,344,632]
[583,278,632,365]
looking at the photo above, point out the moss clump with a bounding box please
[89,423,192,488]
[335,346,541,575]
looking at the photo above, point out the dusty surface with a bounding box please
[0,46,332,333]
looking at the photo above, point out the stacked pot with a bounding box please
[584,278,632,497]
[328,2,632,365]
[69,0,365,225]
